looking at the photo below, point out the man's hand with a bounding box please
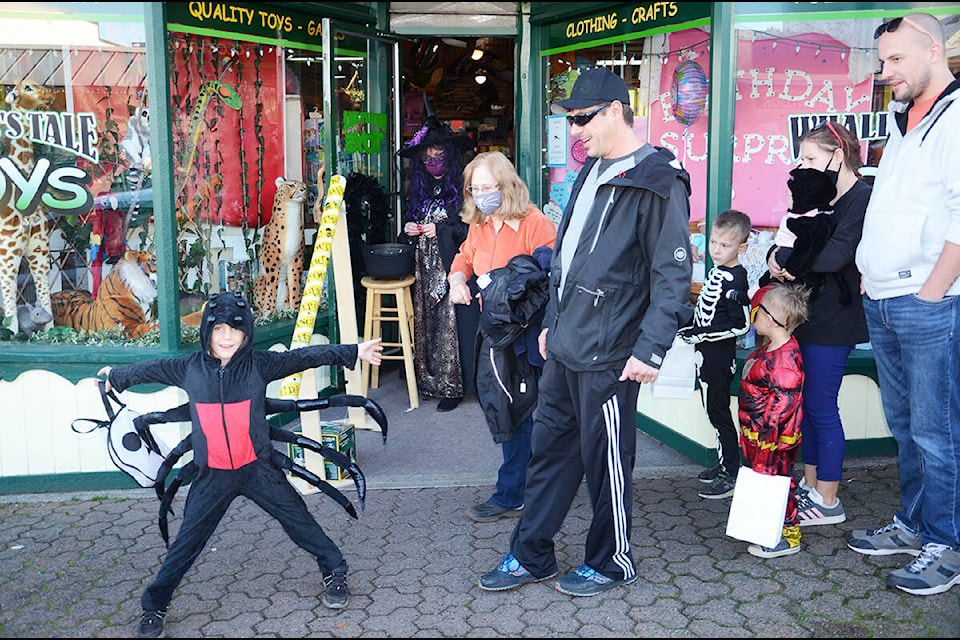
[538,328,548,361]
[619,356,659,383]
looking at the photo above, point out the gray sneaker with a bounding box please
[466,501,523,523]
[846,517,922,557]
[796,493,846,527]
[697,464,722,483]
[887,544,960,595]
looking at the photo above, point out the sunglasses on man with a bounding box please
[873,16,937,44]
[567,103,610,127]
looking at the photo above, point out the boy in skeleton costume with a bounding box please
[679,210,752,499]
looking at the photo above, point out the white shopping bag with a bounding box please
[725,467,791,548]
[652,334,696,398]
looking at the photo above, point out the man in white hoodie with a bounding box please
[853,12,960,596]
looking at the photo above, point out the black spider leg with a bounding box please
[270,450,358,519]
[269,426,366,511]
[155,433,194,501]
[158,460,198,548]
[132,411,168,456]
[265,394,389,443]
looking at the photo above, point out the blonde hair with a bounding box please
[461,151,532,225]
[763,283,811,334]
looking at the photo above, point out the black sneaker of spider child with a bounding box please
[322,563,350,609]
[137,608,166,638]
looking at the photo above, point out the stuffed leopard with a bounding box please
[253,177,308,316]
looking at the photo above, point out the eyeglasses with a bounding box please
[751,302,786,329]
[420,151,445,162]
[466,183,500,195]
[874,16,937,44]
[566,103,610,127]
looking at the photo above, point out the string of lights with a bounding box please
[588,28,878,69]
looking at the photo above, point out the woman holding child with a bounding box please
[766,121,871,527]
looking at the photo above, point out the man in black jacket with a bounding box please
[478,68,693,596]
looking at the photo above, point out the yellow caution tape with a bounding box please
[278,175,346,400]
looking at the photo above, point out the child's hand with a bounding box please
[97,366,113,393]
[358,338,383,366]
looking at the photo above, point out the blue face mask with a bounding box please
[474,191,502,216]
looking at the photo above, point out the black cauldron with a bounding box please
[364,243,415,279]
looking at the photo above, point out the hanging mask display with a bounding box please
[787,156,839,214]
[474,191,502,215]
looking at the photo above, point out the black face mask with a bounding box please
[787,156,840,213]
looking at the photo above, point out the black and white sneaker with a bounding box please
[137,608,166,638]
[322,563,350,609]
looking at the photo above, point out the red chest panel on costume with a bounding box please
[195,400,256,469]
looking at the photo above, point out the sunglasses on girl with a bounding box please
[567,103,610,127]
[874,16,937,44]
[812,120,845,152]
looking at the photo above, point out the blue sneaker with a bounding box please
[478,553,556,591]
[555,564,637,597]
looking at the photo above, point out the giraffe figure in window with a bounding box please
[0,79,57,334]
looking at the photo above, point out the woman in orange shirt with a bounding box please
[449,151,557,523]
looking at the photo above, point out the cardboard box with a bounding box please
[288,421,356,482]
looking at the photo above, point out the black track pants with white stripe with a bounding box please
[509,358,639,581]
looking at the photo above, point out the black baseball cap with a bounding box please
[551,68,631,114]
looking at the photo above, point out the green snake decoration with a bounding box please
[175,79,242,199]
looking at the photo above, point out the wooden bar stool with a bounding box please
[360,274,418,408]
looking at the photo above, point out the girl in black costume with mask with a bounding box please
[766,121,871,528]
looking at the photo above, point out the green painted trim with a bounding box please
[538,18,710,56]
[704,3,736,273]
[735,4,960,21]
[846,438,899,458]
[0,472,143,495]
[0,319,313,383]
[145,3,180,352]
[637,410,898,466]
[168,24,325,53]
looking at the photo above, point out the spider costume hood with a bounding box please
[199,290,254,357]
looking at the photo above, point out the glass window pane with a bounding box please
[0,2,158,345]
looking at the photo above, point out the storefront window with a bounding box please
[0,3,157,344]
[544,26,709,227]
[731,11,960,289]
[167,31,287,323]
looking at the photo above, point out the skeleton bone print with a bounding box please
[684,265,750,344]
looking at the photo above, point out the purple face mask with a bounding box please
[423,156,446,177]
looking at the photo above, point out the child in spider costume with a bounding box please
[97,291,383,638]
[738,283,810,558]
[679,210,752,499]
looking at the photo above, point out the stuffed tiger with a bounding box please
[51,250,158,338]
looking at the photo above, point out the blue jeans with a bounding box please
[798,343,853,482]
[489,414,533,509]
[863,294,960,548]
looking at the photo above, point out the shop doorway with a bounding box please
[400,36,516,158]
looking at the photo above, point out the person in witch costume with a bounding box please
[399,93,476,412]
